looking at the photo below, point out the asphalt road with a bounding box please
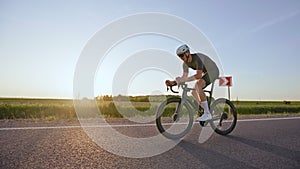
[0,117,299,169]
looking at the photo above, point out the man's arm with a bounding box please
[193,70,203,80]
[177,70,203,83]
[185,70,203,82]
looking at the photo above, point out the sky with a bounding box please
[0,0,300,101]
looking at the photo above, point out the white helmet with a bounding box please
[176,44,189,56]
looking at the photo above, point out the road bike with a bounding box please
[156,81,237,139]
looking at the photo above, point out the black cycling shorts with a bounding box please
[202,73,211,89]
[202,72,219,89]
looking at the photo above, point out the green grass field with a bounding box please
[232,101,300,115]
[0,98,299,119]
[0,98,75,120]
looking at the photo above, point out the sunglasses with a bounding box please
[177,53,185,58]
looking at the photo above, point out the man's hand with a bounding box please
[176,77,185,84]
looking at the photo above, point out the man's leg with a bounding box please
[194,79,212,121]
[191,83,201,105]
[192,79,206,101]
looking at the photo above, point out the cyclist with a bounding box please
[166,44,219,121]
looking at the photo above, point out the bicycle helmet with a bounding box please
[176,44,189,56]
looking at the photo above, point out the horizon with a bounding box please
[1,95,299,102]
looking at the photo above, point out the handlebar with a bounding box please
[167,84,179,93]
[165,80,214,97]
[166,81,193,94]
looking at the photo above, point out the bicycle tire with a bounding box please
[209,98,237,135]
[156,97,194,139]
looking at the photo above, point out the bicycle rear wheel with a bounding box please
[156,97,194,139]
[209,98,237,135]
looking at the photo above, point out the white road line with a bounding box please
[237,116,300,122]
[0,126,83,131]
[0,117,299,131]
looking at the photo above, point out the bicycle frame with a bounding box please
[168,82,215,113]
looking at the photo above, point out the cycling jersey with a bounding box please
[183,53,219,84]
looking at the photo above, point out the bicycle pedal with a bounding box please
[199,121,208,127]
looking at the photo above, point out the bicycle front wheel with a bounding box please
[156,97,194,140]
[209,98,237,135]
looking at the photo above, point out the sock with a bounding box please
[200,101,210,114]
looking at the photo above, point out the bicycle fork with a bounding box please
[172,92,188,122]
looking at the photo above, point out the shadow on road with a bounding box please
[226,135,300,162]
[178,140,256,169]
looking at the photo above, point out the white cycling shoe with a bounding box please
[196,113,212,121]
